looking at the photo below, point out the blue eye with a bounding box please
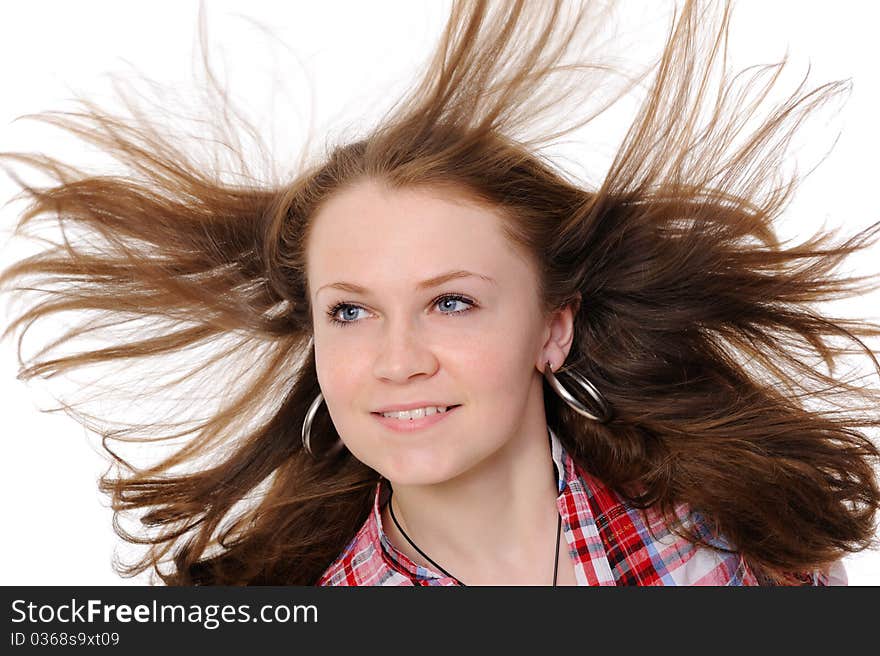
[325,294,476,327]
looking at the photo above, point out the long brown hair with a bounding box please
[2,0,879,585]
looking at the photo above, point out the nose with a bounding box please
[371,314,438,383]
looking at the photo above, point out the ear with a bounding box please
[537,292,581,373]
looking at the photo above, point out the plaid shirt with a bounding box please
[317,426,847,586]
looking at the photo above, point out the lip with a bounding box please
[371,404,462,433]
[373,401,459,414]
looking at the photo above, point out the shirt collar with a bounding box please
[369,425,573,581]
[549,424,568,494]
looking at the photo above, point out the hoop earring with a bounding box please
[301,391,345,457]
[301,362,612,457]
[543,360,613,423]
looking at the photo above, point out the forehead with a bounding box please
[306,181,529,294]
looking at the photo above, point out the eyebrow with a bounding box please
[316,270,496,297]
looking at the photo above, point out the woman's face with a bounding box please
[306,179,564,485]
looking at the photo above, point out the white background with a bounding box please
[1,0,878,585]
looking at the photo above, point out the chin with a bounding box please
[387,472,452,487]
[379,455,476,488]
[374,458,458,485]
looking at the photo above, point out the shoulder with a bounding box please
[569,460,762,585]
[821,558,849,586]
[572,460,845,586]
[744,558,848,586]
[316,507,413,586]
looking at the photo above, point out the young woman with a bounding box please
[1,0,877,585]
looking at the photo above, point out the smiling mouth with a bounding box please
[371,404,462,416]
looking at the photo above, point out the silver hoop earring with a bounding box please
[301,392,345,457]
[543,361,613,422]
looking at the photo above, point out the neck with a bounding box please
[380,407,561,584]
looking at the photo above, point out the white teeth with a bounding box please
[381,405,449,420]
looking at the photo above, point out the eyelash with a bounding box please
[325,294,476,327]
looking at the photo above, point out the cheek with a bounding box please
[314,312,538,402]
[315,344,370,407]
[455,324,538,390]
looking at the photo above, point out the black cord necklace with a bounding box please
[387,487,563,586]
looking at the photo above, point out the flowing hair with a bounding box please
[2,0,879,585]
